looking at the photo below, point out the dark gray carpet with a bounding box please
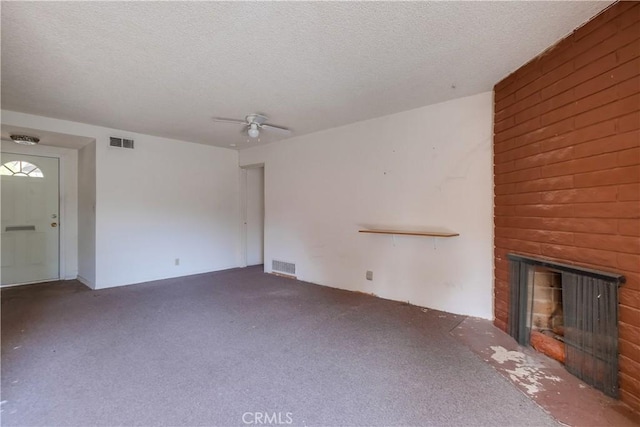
[1,266,557,426]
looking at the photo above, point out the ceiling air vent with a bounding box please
[110,137,134,149]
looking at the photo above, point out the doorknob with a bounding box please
[51,223,58,228]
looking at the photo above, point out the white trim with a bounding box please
[239,167,248,268]
[76,275,95,289]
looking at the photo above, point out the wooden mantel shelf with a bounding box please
[358,229,459,237]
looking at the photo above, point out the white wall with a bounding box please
[2,110,241,289]
[95,130,240,288]
[240,92,494,318]
[1,141,79,281]
[77,141,96,287]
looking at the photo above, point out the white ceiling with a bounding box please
[1,1,611,150]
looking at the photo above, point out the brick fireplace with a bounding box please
[493,1,639,411]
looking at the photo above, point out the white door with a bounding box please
[246,167,264,266]
[1,153,60,285]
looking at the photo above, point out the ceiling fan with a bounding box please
[212,114,291,139]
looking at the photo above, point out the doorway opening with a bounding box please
[243,166,264,267]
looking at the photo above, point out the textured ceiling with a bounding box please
[1,1,611,150]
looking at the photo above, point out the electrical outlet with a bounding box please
[175,258,180,266]
[366,270,373,281]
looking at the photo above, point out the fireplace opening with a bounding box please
[507,254,625,398]
[529,267,566,364]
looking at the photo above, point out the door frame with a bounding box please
[1,144,75,284]
[239,163,265,268]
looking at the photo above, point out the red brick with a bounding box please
[518,176,574,194]
[515,103,542,125]
[621,337,640,368]
[503,92,542,121]
[495,205,517,217]
[574,13,619,49]
[539,217,619,235]
[494,3,640,403]
[495,142,542,164]
[574,20,640,70]
[540,35,574,74]
[573,83,622,117]
[496,227,574,245]
[618,38,640,64]
[514,204,575,218]
[619,183,640,201]
[514,72,544,103]
[541,102,577,127]
[621,304,640,327]
[495,81,515,103]
[540,60,575,90]
[494,193,541,206]
[494,161,518,175]
[618,110,640,132]
[539,244,618,267]
[625,272,640,292]
[574,165,640,187]
[542,53,618,101]
[621,320,640,344]
[495,216,544,231]
[541,152,618,178]
[494,183,518,196]
[618,147,640,167]
[621,389,640,414]
[573,200,640,218]
[574,93,640,130]
[574,58,640,100]
[515,117,574,149]
[540,187,618,204]
[620,372,640,401]
[513,147,574,171]
[539,88,577,115]
[495,237,541,255]
[495,117,541,144]
[573,130,640,158]
[494,317,507,333]
[495,116,515,134]
[548,121,618,153]
[619,219,640,236]
[495,92,516,113]
[494,297,509,316]
[615,3,640,30]
[574,234,640,254]
[621,357,640,391]
[616,72,640,98]
[619,253,640,272]
[495,167,541,185]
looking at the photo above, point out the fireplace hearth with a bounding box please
[507,254,625,398]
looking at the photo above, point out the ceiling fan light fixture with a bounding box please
[10,134,40,145]
[248,124,260,138]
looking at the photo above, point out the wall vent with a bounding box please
[110,137,134,149]
[272,260,296,276]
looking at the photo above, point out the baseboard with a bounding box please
[76,275,96,289]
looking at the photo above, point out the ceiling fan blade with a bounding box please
[261,123,292,135]
[212,117,247,125]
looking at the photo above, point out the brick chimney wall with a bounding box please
[493,2,640,410]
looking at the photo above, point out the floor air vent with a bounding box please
[272,260,296,276]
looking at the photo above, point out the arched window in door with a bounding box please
[0,161,44,178]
